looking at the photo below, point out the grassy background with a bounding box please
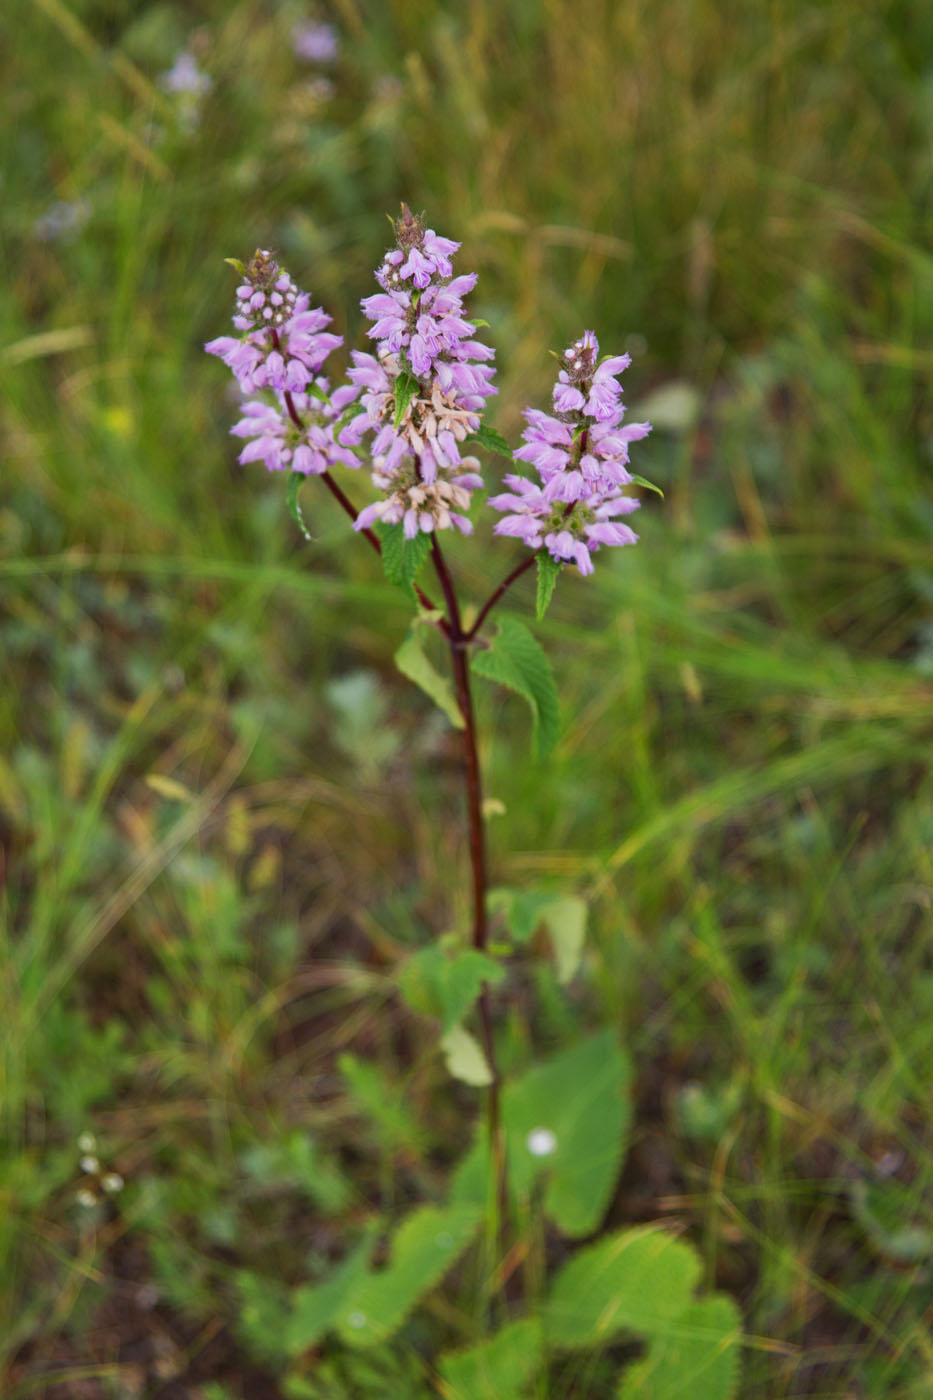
[2,0,932,1394]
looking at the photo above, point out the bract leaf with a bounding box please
[464,423,513,458]
[287,472,314,542]
[392,369,421,431]
[536,552,561,620]
[629,473,664,498]
[376,522,432,599]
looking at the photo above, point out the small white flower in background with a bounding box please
[74,1132,124,1206]
[526,1127,558,1158]
[159,50,212,99]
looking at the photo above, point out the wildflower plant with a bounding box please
[207,208,741,1395]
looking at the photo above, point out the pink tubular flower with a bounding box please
[489,331,650,575]
[230,380,360,477]
[348,204,498,538]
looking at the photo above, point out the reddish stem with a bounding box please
[430,536,508,1245]
[466,553,537,641]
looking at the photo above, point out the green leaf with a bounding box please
[488,886,586,978]
[536,552,561,620]
[338,1053,425,1154]
[392,369,421,431]
[441,1024,493,1086]
[471,615,560,759]
[540,895,587,984]
[464,423,513,459]
[376,523,432,599]
[395,629,464,728]
[544,1227,702,1346]
[440,1319,543,1399]
[336,1203,482,1347]
[223,257,247,276]
[452,1030,632,1237]
[398,944,504,1030]
[616,1295,742,1399]
[629,473,665,498]
[398,945,501,1027]
[287,473,314,543]
[286,1228,379,1354]
[489,887,560,943]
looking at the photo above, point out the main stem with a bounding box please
[430,539,508,1260]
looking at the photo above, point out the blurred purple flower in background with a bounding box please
[292,21,339,63]
[159,51,212,99]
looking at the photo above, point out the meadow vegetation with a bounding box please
[1,0,931,1395]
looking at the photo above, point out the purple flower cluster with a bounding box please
[206,249,342,395]
[206,249,357,481]
[231,382,359,477]
[340,206,496,538]
[489,332,651,575]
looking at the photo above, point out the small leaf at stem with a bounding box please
[398,944,504,1030]
[223,257,247,276]
[536,552,561,620]
[464,423,513,459]
[395,629,464,728]
[392,370,421,431]
[287,472,314,542]
[629,473,664,498]
[441,1024,493,1086]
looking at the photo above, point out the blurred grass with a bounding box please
[1,0,932,1394]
